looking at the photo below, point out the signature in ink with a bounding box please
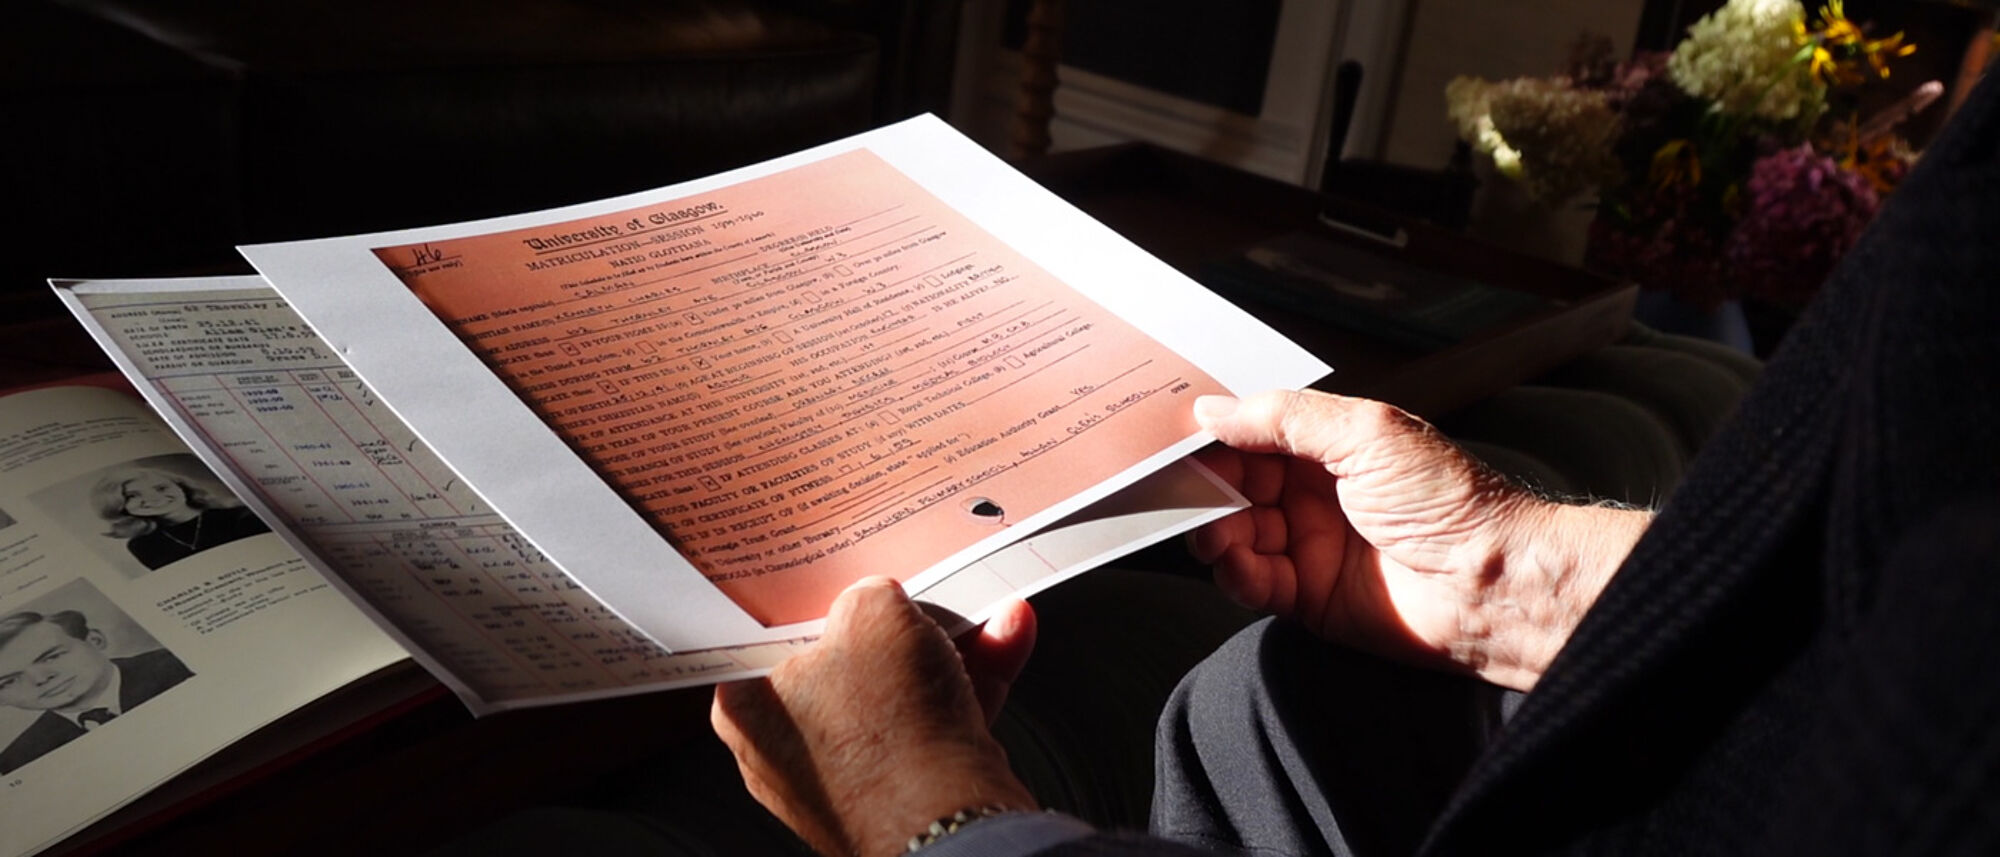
[412,244,447,266]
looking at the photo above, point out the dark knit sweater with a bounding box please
[1423,65,2000,857]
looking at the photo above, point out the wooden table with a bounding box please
[1019,144,1637,419]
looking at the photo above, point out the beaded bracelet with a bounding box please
[905,805,1016,852]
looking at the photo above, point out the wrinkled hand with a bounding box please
[713,577,1039,857]
[1190,390,1648,689]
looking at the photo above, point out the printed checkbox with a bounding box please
[774,331,793,343]
[835,265,851,276]
[636,341,657,355]
[1006,357,1026,370]
[560,343,580,357]
[925,275,942,287]
[598,380,620,396]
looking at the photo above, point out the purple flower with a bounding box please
[1723,145,1880,303]
[1587,209,1735,309]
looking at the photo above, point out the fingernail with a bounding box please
[986,607,1015,639]
[1194,395,1239,425]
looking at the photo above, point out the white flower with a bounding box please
[1666,0,1822,122]
[1446,76,1622,203]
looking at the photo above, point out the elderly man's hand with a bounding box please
[1191,390,1650,691]
[712,577,1039,857]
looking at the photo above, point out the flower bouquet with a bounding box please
[1446,0,1938,311]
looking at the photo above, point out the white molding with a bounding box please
[949,0,1010,143]
[1048,65,1313,181]
[952,0,1413,185]
[1330,0,1415,161]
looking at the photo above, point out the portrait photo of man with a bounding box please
[0,606,193,775]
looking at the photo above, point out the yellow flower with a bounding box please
[1842,130,1907,194]
[1803,43,1857,88]
[1862,32,1916,80]
[1650,140,1702,191]
[1797,1,1915,88]
[1818,7,1863,47]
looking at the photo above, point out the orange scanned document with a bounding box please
[242,115,1332,650]
[370,150,1226,625]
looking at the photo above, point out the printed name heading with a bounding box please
[518,202,727,252]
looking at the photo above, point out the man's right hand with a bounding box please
[712,578,1038,857]
[1190,390,1650,690]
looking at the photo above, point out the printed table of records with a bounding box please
[78,289,783,707]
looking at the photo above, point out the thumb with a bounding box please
[959,599,1037,725]
[824,575,923,643]
[1195,390,1411,473]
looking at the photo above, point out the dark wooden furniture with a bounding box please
[3,0,963,324]
[1020,144,1637,419]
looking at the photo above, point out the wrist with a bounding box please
[844,738,1039,857]
[904,805,1017,852]
[1469,500,1650,691]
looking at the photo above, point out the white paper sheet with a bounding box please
[239,116,1330,650]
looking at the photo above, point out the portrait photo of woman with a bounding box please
[89,462,271,571]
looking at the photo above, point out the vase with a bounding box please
[1465,158,1596,267]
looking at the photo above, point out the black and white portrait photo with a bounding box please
[0,580,194,775]
[30,454,272,578]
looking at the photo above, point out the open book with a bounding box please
[0,382,414,857]
[13,116,1326,856]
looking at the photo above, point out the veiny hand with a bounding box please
[1190,390,1649,690]
[712,577,1039,857]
